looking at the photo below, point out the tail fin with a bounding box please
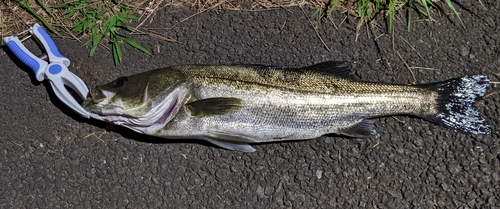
[424,75,490,135]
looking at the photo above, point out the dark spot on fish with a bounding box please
[282,71,301,83]
[257,68,275,80]
[257,68,301,84]
[114,77,128,87]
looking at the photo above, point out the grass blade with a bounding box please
[477,0,484,8]
[443,0,464,27]
[356,0,368,30]
[18,0,61,36]
[119,35,152,55]
[89,25,104,56]
[112,39,122,65]
[117,12,138,21]
[36,0,58,22]
[325,0,340,16]
[407,6,412,32]
[420,0,433,21]
[387,0,397,34]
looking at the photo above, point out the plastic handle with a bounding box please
[31,23,70,66]
[45,63,90,119]
[4,36,47,82]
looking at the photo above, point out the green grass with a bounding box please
[22,0,151,65]
[18,0,61,36]
[57,0,151,65]
[16,0,484,65]
[322,0,484,35]
[54,0,151,65]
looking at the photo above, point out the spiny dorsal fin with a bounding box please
[236,64,278,69]
[186,97,243,117]
[303,61,355,80]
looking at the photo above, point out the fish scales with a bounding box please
[83,61,490,152]
[179,65,438,114]
[154,65,436,142]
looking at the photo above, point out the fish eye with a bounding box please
[114,77,128,87]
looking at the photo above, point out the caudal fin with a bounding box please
[424,75,490,135]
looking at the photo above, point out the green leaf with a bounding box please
[83,38,92,47]
[18,0,60,36]
[64,9,77,19]
[89,43,98,57]
[420,0,433,21]
[103,16,117,33]
[73,21,84,32]
[92,25,105,47]
[375,0,382,11]
[88,25,105,56]
[477,0,485,7]
[312,7,322,18]
[325,0,340,16]
[117,12,138,21]
[407,6,412,32]
[112,40,122,65]
[387,0,396,33]
[41,0,158,65]
[443,0,464,27]
[115,19,127,28]
[119,35,152,56]
[53,3,70,9]
[36,0,58,23]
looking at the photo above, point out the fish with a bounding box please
[83,61,491,152]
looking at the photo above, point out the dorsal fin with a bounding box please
[302,61,355,80]
[236,64,278,69]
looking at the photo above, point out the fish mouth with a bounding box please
[123,93,181,134]
[88,89,184,134]
[85,87,116,105]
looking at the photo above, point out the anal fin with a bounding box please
[340,119,377,138]
[205,138,256,152]
[204,131,257,152]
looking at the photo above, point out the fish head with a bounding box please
[83,68,190,134]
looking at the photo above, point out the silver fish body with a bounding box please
[83,61,490,152]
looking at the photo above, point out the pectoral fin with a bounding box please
[186,97,243,117]
[340,119,377,138]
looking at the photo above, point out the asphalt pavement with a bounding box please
[1,2,499,208]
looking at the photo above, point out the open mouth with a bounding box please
[86,87,188,134]
[121,91,182,134]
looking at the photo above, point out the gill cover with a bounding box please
[84,68,189,117]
